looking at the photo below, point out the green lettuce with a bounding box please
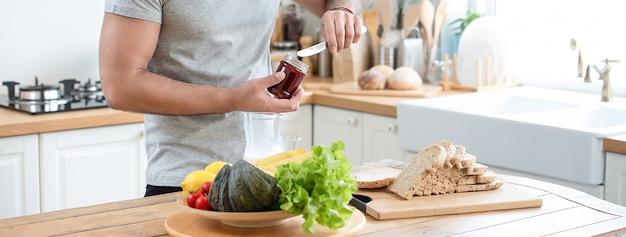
[275,141,358,234]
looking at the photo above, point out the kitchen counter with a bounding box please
[0,174,624,236]
[1,76,625,155]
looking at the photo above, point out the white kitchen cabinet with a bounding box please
[314,105,363,163]
[39,123,146,212]
[362,113,403,162]
[313,105,404,164]
[281,104,313,150]
[0,135,40,219]
[605,152,626,206]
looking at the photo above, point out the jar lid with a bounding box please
[283,54,309,74]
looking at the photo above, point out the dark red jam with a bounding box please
[267,54,309,99]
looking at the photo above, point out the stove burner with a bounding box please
[1,77,108,114]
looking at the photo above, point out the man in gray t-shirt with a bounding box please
[99,0,363,196]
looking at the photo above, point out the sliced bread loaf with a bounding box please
[387,144,446,200]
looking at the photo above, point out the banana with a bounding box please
[254,149,306,167]
[265,151,313,174]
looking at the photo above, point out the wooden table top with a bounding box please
[1,175,624,237]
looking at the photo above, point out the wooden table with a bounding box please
[1,175,624,237]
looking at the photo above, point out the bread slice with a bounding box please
[436,140,457,168]
[459,154,477,169]
[387,144,446,200]
[354,173,397,189]
[458,170,497,185]
[463,163,488,175]
[455,178,504,192]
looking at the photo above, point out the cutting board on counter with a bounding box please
[329,82,442,97]
[350,160,543,220]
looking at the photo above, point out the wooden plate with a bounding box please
[164,209,366,237]
[176,193,295,228]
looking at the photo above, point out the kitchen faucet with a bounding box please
[588,59,619,102]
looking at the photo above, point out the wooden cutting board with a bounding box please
[355,184,542,220]
[329,82,442,97]
[350,160,543,220]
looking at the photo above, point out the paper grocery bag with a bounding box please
[332,37,369,83]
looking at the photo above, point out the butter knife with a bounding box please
[296,26,367,57]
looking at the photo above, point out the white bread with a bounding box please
[463,163,488,175]
[455,178,504,193]
[354,173,396,189]
[386,141,503,198]
[436,140,457,168]
[387,144,446,200]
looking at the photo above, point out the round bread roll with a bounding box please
[387,66,422,90]
[369,65,394,79]
[358,69,386,90]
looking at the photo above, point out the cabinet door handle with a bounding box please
[346,117,358,126]
[387,123,398,133]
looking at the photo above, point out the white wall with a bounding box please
[0,0,105,87]
[495,0,626,83]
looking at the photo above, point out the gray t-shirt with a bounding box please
[104,0,280,186]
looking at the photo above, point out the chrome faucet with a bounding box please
[590,59,619,102]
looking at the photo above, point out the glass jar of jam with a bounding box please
[266,54,309,99]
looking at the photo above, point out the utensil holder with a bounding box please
[373,46,397,69]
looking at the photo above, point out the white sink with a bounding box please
[397,86,626,185]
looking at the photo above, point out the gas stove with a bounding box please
[1,77,108,114]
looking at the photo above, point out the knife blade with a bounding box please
[296,26,367,57]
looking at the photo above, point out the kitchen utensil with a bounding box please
[363,9,380,48]
[354,184,542,220]
[432,0,447,45]
[376,0,395,47]
[402,4,420,38]
[419,0,435,49]
[296,26,367,57]
[298,36,315,72]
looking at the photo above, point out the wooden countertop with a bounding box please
[1,174,624,236]
[1,77,625,155]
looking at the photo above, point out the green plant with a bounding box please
[449,11,483,34]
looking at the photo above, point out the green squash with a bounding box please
[208,159,281,212]
[208,164,232,212]
[240,160,281,208]
[227,160,265,211]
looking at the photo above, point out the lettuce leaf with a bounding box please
[275,141,358,234]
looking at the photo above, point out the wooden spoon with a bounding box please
[402,4,420,38]
[419,0,435,49]
[363,9,380,47]
[432,0,448,46]
[376,0,393,46]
